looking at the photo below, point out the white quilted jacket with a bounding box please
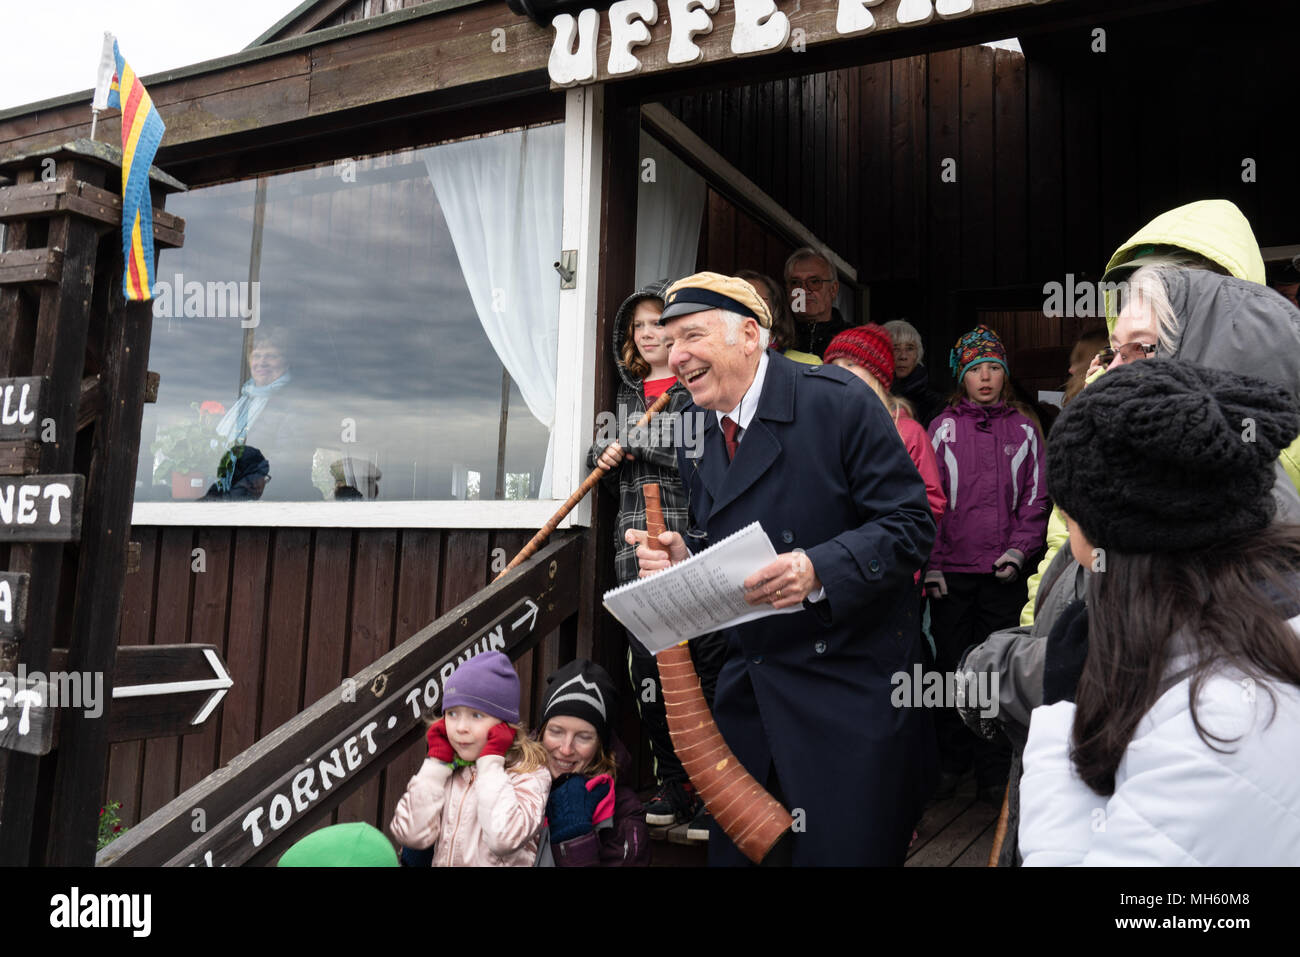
[1020,656,1300,866]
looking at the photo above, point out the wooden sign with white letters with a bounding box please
[0,377,45,442]
[0,674,56,755]
[0,572,29,642]
[0,474,84,542]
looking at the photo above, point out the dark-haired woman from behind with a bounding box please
[1019,358,1300,865]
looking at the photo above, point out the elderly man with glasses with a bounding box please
[784,247,850,358]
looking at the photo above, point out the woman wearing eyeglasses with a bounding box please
[1023,201,1282,635]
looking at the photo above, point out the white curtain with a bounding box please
[635,132,707,289]
[422,125,564,497]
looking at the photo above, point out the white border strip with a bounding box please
[548,85,605,525]
[132,499,579,529]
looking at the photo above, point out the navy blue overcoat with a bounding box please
[675,352,938,866]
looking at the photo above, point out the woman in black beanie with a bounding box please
[536,660,650,866]
[1018,359,1300,865]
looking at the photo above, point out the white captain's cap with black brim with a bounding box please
[658,271,773,328]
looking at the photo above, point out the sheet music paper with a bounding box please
[602,521,801,653]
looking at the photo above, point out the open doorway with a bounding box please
[632,2,1297,428]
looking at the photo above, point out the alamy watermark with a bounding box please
[593,409,708,459]
[0,666,104,721]
[891,665,1000,719]
[1042,274,1131,319]
[151,272,260,327]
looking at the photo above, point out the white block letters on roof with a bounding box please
[836,0,885,36]
[666,0,721,65]
[547,0,1009,87]
[549,7,601,86]
[730,0,790,55]
[609,0,660,74]
[936,0,975,16]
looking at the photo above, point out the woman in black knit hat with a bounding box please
[536,660,650,866]
[1018,359,1300,866]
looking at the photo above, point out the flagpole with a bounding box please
[91,31,115,144]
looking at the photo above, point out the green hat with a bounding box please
[276,822,399,867]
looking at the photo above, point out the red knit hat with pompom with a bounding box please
[823,324,896,391]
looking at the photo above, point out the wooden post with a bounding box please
[0,139,185,865]
[576,82,639,674]
[495,367,510,499]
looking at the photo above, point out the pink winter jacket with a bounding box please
[896,406,946,584]
[896,406,946,524]
[390,755,551,867]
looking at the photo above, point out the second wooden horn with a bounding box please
[642,482,794,864]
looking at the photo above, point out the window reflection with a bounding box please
[137,128,561,503]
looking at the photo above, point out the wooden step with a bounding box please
[647,821,709,867]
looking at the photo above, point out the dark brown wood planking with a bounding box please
[96,534,579,867]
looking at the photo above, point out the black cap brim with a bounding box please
[657,300,714,324]
[657,289,759,326]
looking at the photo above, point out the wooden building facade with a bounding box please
[1,0,1296,848]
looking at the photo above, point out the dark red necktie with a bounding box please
[722,417,740,462]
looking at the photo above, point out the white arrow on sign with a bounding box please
[512,599,539,633]
[112,648,233,725]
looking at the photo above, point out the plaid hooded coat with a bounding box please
[586,280,694,586]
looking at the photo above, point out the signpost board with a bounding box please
[0,572,28,642]
[0,645,232,757]
[0,474,84,542]
[0,377,45,442]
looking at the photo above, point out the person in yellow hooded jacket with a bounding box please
[1019,198,1300,625]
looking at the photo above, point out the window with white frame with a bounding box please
[135,124,568,520]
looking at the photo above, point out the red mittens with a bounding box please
[426,718,455,764]
[480,721,516,759]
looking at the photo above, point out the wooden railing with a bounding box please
[97,534,581,867]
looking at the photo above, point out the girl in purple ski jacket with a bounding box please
[924,325,1049,803]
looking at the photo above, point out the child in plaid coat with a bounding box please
[586,280,725,833]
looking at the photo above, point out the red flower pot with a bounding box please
[171,470,206,500]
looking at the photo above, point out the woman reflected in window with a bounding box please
[212,327,318,500]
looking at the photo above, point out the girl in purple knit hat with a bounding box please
[390,651,551,866]
[925,325,1049,805]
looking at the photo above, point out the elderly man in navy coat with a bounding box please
[627,272,938,866]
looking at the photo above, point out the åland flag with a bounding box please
[92,34,166,301]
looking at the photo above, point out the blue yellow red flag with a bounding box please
[93,36,166,301]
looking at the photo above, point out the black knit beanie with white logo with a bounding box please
[1046,358,1300,553]
[539,659,618,746]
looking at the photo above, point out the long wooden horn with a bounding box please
[494,389,675,581]
[644,482,794,864]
